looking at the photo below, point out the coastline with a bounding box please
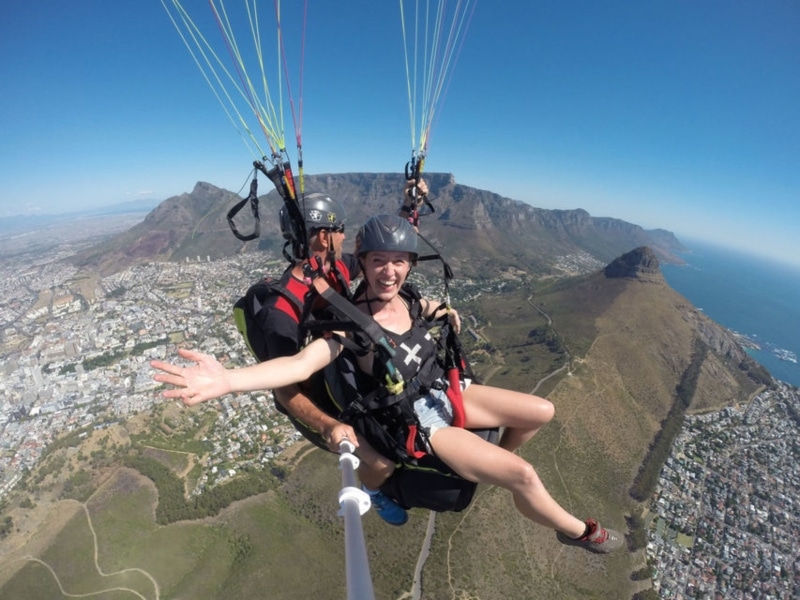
[662,239,800,387]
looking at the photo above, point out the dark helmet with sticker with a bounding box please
[279,192,346,241]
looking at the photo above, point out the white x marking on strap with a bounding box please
[400,342,423,366]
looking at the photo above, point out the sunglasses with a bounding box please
[311,224,345,235]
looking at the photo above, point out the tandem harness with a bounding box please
[318,280,499,513]
[233,261,498,512]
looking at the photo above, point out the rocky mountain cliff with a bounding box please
[69,182,277,275]
[70,173,685,277]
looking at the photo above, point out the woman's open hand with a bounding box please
[151,348,231,406]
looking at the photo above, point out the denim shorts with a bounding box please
[413,379,470,437]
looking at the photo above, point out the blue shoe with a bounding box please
[364,486,408,526]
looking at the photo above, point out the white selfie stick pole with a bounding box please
[338,438,375,600]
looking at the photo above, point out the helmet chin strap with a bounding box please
[325,232,338,268]
[323,232,354,301]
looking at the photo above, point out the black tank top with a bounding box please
[362,283,444,386]
[381,321,439,383]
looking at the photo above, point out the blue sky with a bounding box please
[2,1,798,266]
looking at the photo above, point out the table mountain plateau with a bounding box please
[69,173,686,278]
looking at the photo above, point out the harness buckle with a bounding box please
[302,256,325,283]
[384,374,405,395]
[429,379,446,391]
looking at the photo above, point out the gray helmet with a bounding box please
[279,192,346,240]
[356,214,418,259]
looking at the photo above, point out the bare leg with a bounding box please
[461,384,555,452]
[355,434,396,489]
[430,426,585,538]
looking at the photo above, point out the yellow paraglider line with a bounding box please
[399,0,476,164]
[399,0,418,154]
[208,0,285,153]
[161,0,271,159]
[160,0,309,251]
[160,0,308,169]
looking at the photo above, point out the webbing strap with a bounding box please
[257,159,309,261]
[405,425,426,460]
[308,276,403,387]
[226,176,261,241]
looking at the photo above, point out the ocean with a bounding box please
[661,239,800,388]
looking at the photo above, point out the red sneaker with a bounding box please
[556,518,624,554]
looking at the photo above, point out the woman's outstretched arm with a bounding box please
[151,337,341,406]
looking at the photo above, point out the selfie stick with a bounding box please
[338,438,375,600]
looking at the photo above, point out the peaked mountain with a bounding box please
[69,182,279,275]
[604,245,663,280]
[69,173,685,277]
